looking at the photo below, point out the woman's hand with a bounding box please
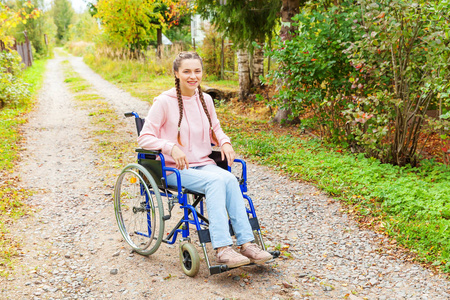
[221,143,235,167]
[171,145,189,170]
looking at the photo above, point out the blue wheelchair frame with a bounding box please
[123,111,278,275]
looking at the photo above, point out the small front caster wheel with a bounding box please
[179,243,200,277]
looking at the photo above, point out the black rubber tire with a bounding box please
[179,243,200,277]
[114,163,164,256]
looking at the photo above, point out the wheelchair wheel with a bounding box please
[179,243,200,277]
[114,163,164,256]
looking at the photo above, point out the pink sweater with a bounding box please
[137,88,231,169]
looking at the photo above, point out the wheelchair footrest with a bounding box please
[209,264,229,275]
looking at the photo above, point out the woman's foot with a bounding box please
[216,247,250,268]
[240,243,273,264]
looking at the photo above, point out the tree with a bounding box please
[195,0,281,101]
[0,2,40,108]
[1,1,40,49]
[154,1,189,58]
[10,0,48,56]
[95,0,159,53]
[95,0,188,56]
[345,0,450,165]
[271,0,305,124]
[265,0,450,166]
[53,0,74,43]
[68,12,100,42]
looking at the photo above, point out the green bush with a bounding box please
[344,0,450,166]
[0,52,31,108]
[264,1,361,143]
[265,0,450,166]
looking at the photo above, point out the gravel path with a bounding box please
[1,53,449,300]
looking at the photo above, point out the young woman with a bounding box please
[137,52,272,268]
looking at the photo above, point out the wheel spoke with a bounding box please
[114,164,165,256]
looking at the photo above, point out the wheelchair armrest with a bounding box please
[135,148,161,155]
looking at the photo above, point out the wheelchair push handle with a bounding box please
[124,111,140,118]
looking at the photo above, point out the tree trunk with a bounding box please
[157,27,162,59]
[272,0,302,124]
[251,43,264,88]
[237,49,251,101]
[280,0,301,40]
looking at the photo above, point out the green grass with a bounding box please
[0,58,48,276]
[0,59,47,170]
[81,49,237,104]
[220,112,450,273]
[202,79,239,91]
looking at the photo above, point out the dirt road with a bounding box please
[1,53,449,300]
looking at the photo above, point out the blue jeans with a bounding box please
[166,164,254,249]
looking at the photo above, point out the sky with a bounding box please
[43,0,88,13]
[70,0,88,13]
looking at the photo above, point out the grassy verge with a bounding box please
[0,59,48,276]
[219,111,450,273]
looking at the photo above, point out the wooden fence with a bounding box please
[0,31,33,68]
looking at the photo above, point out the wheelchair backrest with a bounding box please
[135,117,145,136]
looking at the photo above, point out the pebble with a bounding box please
[110,268,118,275]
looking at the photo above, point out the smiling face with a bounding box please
[174,58,203,97]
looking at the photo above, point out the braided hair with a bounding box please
[173,52,219,146]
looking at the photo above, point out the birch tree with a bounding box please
[195,0,281,100]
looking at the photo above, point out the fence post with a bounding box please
[44,34,49,57]
[221,37,224,80]
[23,30,33,67]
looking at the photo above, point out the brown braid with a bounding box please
[174,76,184,146]
[197,85,220,146]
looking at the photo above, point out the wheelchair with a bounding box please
[113,111,280,277]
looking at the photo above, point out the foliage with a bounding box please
[66,40,95,57]
[264,1,360,139]
[0,57,46,169]
[68,41,238,101]
[53,0,74,43]
[94,0,189,53]
[217,107,450,273]
[0,1,40,48]
[343,0,450,166]
[265,0,450,166]
[163,12,192,47]
[0,51,30,108]
[195,0,281,50]
[9,0,47,56]
[68,11,101,43]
